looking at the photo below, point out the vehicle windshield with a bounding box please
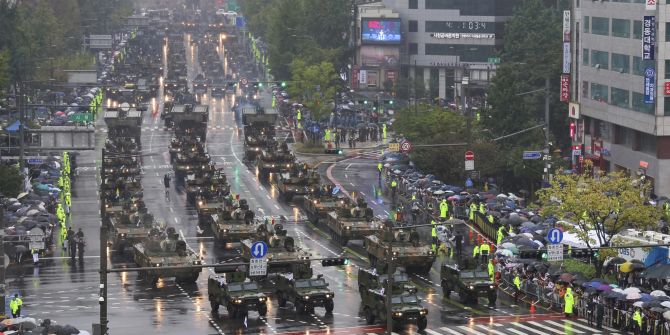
[392,295,419,304]
[227,282,258,291]
[295,279,327,288]
[460,270,490,278]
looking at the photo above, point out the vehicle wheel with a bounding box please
[307,305,315,314]
[339,238,348,247]
[209,297,219,313]
[459,289,470,304]
[368,254,376,267]
[422,265,432,274]
[277,293,287,307]
[442,284,451,298]
[258,304,268,317]
[364,307,375,325]
[488,291,497,306]
[417,317,428,330]
[295,301,304,314]
[324,300,334,313]
[189,272,199,283]
[226,305,234,317]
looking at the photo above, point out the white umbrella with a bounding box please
[626,292,642,300]
[661,301,670,308]
[532,240,544,247]
[613,288,624,293]
[624,287,641,294]
[665,310,670,320]
[496,249,514,257]
[521,233,534,238]
[633,301,644,307]
[502,242,516,249]
[26,209,40,216]
[496,193,508,199]
[651,290,667,297]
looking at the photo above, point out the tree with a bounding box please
[0,50,9,94]
[538,168,660,276]
[288,59,340,122]
[0,164,23,198]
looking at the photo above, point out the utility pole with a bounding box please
[462,76,470,146]
[18,82,25,170]
[543,77,550,183]
[95,148,108,335]
[385,245,394,335]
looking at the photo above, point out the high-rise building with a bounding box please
[571,0,670,195]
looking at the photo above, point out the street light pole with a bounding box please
[385,246,394,335]
[543,77,550,183]
[18,82,25,170]
[97,148,108,335]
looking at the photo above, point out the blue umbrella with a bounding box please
[640,293,654,302]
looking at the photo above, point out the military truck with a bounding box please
[208,271,268,318]
[440,262,497,305]
[272,165,321,201]
[242,107,278,162]
[133,227,202,285]
[210,199,257,244]
[302,186,350,224]
[256,141,295,176]
[109,212,156,253]
[275,266,335,314]
[323,197,377,246]
[357,267,417,301]
[241,221,311,274]
[361,290,428,331]
[364,220,436,274]
[104,108,143,145]
[167,104,209,141]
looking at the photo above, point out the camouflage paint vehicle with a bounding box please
[255,141,295,176]
[210,199,257,243]
[208,271,268,318]
[301,189,350,224]
[275,266,334,314]
[185,169,228,204]
[109,212,156,253]
[364,220,436,274]
[361,290,428,331]
[357,267,417,300]
[240,221,311,274]
[272,165,321,201]
[323,197,378,246]
[133,227,202,285]
[441,262,497,305]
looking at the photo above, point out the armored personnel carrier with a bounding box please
[256,141,295,176]
[441,261,497,305]
[364,220,436,274]
[357,267,417,301]
[361,290,428,331]
[208,271,268,318]
[169,136,204,162]
[323,197,377,246]
[104,108,143,146]
[242,107,278,161]
[133,226,202,285]
[173,150,212,180]
[195,195,226,226]
[210,199,257,244]
[109,212,157,253]
[241,221,311,274]
[185,169,229,204]
[302,185,350,224]
[167,104,209,140]
[275,264,334,314]
[272,164,321,201]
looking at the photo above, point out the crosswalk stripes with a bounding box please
[366,318,624,335]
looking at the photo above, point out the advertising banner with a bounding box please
[563,42,571,74]
[359,70,367,85]
[560,74,570,102]
[563,10,571,42]
[643,16,656,60]
[644,66,656,104]
[360,46,400,67]
[646,0,657,11]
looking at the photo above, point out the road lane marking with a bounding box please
[345,163,352,170]
[439,327,465,335]
[528,321,577,334]
[174,217,179,223]
[512,322,551,335]
[475,325,508,335]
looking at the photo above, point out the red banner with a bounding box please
[351,68,359,89]
[560,74,570,102]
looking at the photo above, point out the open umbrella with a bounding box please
[651,290,667,297]
[640,293,654,302]
[664,310,670,320]
[661,301,670,308]
[604,257,627,268]
[623,287,641,294]
[604,291,625,299]
[496,249,514,257]
[620,261,636,273]
[643,301,664,308]
[633,301,645,307]
[559,273,574,282]
[596,284,613,292]
[627,292,642,300]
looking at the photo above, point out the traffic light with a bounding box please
[321,258,349,266]
[389,100,394,105]
[281,82,286,88]
[259,82,263,88]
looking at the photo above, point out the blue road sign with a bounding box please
[547,228,564,244]
[251,241,268,258]
[523,151,543,160]
[465,178,473,188]
[332,186,340,195]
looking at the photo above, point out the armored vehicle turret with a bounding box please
[302,185,350,224]
[210,198,257,244]
[241,220,311,274]
[364,220,436,274]
[133,226,202,285]
[272,163,321,201]
[323,197,378,246]
[255,141,295,176]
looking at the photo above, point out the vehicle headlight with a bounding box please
[154,263,162,267]
[469,285,474,290]
[223,229,229,233]
[259,297,266,302]
[186,166,190,169]
[234,299,242,304]
[303,295,310,300]
[193,260,201,265]
[286,164,290,168]
[313,200,318,204]
[490,285,495,289]
[393,312,403,317]
[325,293,333,299]
[345,226,351,230]
[392,251,398,257]
[119,233,126,238]
[428,251,435,255]
[420,309,428,315]
[198,201,203,206]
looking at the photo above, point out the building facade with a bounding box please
[377,0,522,100]
[572,0,670,195]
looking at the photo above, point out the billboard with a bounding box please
[643,16,655,60]
[361,19,401,44]
[360,46,400,67]
[644,66,656,104]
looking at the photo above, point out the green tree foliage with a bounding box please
[538,169,660,276]
[0,165,23,198]
[288,60,339,121]
[0,50,9,95]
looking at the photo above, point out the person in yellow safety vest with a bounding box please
[377,162,383,172]
[513,274,521,302]
[497,226,505,245]
[440,199,448,219]
[508,224,514,235]
[633,307,643,334]
[431,224,437,252]
[412,193,417,201]
[488,214,495,224]
[473,244,479,258]
[324,128,331,141]
[488,260,495,281]
[564,287,574,318]
[9,294,22,318]
[479,243,491,263]
[479,202,485,214]
[469,203,477,221]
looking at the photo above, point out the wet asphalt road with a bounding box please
[0,33,581,335]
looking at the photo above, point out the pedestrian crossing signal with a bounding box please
[321,258,348,266]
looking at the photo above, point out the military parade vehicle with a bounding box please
[210,78,227,97]
[361,290,428,331]
[185,169,229,204]
[357,267,417,300]
[210,198,257,244]
[241,221,311,274]
[101,176,143,203]
[104,108,143,146]
[275,265,335,314]
[166,104,209,140]
[440,261,497,305]
[192,74,208,94]
[103,195,146,221]
[173,149,212,180]
[208,271,268,318]
[272,164,321,201]
[302,185,350,224]
[323,197,377,246]
[195,195,226,226]
[364,220,436,273]
[242,106,278,162]
[169,136,204,162]
[109,212,157,253]
[133,226,202,285]
[256,141,295,176]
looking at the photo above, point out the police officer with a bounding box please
[473,244,480,259]
[377,162,383,181]
[479,202,486,215]
[9,294,22,318]
[488,260,495,281]
[514,273,521,303]
[439,199,448,219]
[497,225,505,245]
[480,242,491,264]
[469,202,477,221]
[390,179,398,204]
[431,220,438,252]
[564,287,575,318]
[633,307,643,335]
